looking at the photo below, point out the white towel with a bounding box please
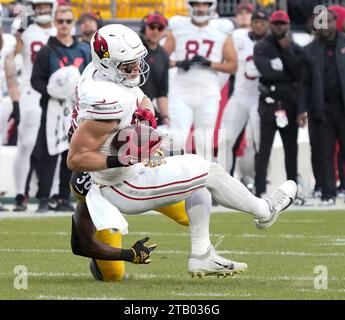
[46,98,71,156]
[86,184,128,234]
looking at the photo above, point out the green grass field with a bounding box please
[1,210,345,300]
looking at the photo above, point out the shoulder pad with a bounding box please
[212,18,235,35]
[168,15,190,31]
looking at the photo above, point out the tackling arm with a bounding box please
[71,201,156,263]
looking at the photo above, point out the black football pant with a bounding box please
[309,104,345,200]
[255,118,298,196]
[32,120,71,201]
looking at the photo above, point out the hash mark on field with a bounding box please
[133,273,345,282]
[37,295,126,300]
[171,291,251,297]
[295,289,345,293]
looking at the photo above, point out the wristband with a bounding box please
[119,248,135,262]
[12,101,19,109]
[106,156,123,168]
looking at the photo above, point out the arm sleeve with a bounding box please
[31,46,50,97]
[253,41,290,82]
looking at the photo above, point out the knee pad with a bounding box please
[156,201,189,226]
[93,230,125,281]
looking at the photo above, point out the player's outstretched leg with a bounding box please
[185,189,248,278]
[205,163,297,230]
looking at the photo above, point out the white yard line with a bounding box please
[1,247,344,257]
[0,248,70,253]
[171,291,251,297]
[37,294,126,300]
[0,272,89,277]
[2,271,344,283]
[1,231,345,243]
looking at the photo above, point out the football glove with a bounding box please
[143,148,167,168]
[191,55,211,67]
[129,237,157,264]
[132,108,157,129]
[176,59,193,71]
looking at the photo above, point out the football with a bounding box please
[111,124,164,161]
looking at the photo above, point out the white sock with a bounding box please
[185,188,212,256]
[206,163,270,219]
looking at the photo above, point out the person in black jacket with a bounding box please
[139,12,170,126]
[299,9,345,205]
[253,10,304,198]
[31,6,91,213]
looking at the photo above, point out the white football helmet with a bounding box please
[90,24,149,88]
[187,0,217,24]
[30,0,56,24]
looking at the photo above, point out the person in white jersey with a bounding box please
[220,10,269,181]
[0,4,20,211]
[67,24,297,277]
[163,0,237,160]
[12,0,57,211]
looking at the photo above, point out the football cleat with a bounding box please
[89,259,104,281]
[255,180,297,230]
[188,245,248,278]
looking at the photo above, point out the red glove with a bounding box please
[132,109,157,129]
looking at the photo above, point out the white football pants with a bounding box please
[219,94,260,173]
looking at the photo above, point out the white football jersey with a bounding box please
[232,28,261,97]
[21,23,56,85]
[169,16,233,98]
[0,33,17,99]
[75,63,146,185]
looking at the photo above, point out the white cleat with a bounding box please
[255,180,297,230]
[188,246,248,278]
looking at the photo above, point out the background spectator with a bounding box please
[253,10,304,198]
[235,1,254,29]
[77,12,101,46]
[31,6,90,213]
[299,9,345,206]
[139,12,170,126]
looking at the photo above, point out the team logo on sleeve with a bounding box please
[93,31,110,60]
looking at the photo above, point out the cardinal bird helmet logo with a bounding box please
[93,31,110,60]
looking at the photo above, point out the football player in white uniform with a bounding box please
[67,24,297,279]
[0,4,20,211]
[220,10,269,180]
[163,0,237,160]
[12,0,57,211]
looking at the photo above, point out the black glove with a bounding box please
[124,237,157,264]
[176,59,193,71]
[8,101,20,126]
[191,55,211,67]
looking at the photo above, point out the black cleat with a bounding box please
[89,259,104,281]
[13,194,28,212]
